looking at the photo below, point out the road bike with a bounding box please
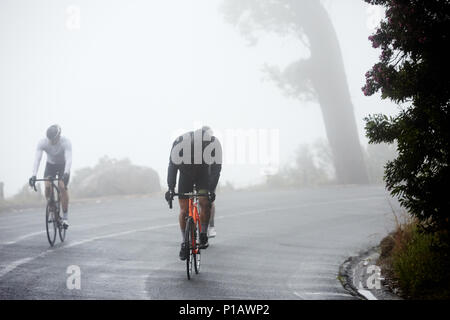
[168,186,209,280]
[33,178,67,246]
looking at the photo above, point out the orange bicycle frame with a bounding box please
[188,197,201,253]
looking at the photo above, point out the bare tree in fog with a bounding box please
[222,0,369,184]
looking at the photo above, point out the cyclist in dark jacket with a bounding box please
[165,126,222,260]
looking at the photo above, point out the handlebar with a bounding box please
[173,192,210,197]
[167,192,211,210]
[31,177,62,192]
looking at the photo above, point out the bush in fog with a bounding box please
[0,183,44,212]
[12,183,43,203]
[288,144,333,186]
[265,140,334,188]
[263,139,396,188]
[70,156,161,198]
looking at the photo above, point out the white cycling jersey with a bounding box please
[32,136,72,176]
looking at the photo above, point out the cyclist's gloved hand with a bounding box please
[165,189,174,202]
[208,191,216,203]
[62,173,70,188]
[29,176,36,188]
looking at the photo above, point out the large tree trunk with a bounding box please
[294,1,369,184]
[313,77,369,184]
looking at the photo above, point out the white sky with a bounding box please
[0,0,397,197]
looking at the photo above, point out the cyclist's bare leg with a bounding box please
[198,197,211,230]
[44,180,52,202]
[178,198,189,239]
[58,180,69,214]
[209,203,215,227]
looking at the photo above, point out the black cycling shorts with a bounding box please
[177,171,209,199]
[44,162,68,185]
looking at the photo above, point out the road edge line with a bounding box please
[338,247,402,300]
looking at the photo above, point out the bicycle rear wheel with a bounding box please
[58,210,66,242]
[193,221,201,274]
[46,204,57,246]
[55,194,66,242]
[59,224,66,242]
[184,218,194,280]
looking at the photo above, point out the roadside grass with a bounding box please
[0,197,44,213]
[378,210,450,299]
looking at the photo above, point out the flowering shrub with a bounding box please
[363,0,450,231]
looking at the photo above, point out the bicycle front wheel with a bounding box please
[59,225,66,242]
[184,218,194,280]
[46,204,57,246]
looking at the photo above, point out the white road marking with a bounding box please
[357,279,379,300]
[0,257,35,278]
[0,219,168,246]
[0,231,45,245]
[358,289,378,300]
[294,291,351,298]
[208,295,256,300]
[65,223,178,248]
[0,223,178,279]
[218,196,386,220]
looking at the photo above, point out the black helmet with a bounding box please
[46,124,61,141]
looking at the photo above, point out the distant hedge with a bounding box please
[70,156,161,198]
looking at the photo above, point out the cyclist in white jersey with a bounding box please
[29,125,72,228]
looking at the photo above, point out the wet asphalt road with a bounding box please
[0,185,400,300]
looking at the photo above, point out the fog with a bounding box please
[0,0,398,197]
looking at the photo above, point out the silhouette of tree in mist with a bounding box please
[222,0,369,184]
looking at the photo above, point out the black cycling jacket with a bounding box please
[167,130,222,191]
